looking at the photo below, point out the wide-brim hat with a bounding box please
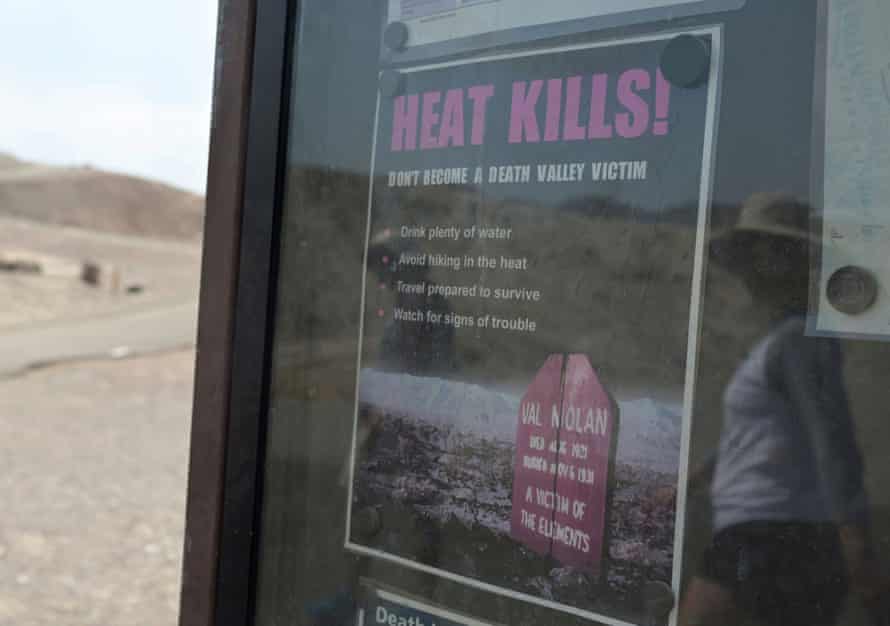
[709,192,820,269]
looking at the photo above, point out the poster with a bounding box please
[386,0,742,52]
[814,0,890,338]
[347,29,721,626]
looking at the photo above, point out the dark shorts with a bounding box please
[701,521,848,626]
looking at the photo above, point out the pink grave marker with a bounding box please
[550,355,616,574]
[510,354,564,556]
[510,354,618,577]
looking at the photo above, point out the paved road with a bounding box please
[0,300,198,378]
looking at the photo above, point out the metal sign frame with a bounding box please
[179,0,293,625]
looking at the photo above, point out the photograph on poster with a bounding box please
[347,30,721,626]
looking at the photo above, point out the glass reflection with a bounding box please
[252,2,890,626]
[681,194,887,626]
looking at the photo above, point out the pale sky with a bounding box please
[0,0,218,194]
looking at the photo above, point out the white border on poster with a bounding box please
[670,24,722,626]
[345,26,724,626]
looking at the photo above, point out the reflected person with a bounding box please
[680,194,884,626]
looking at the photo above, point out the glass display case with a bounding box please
[186,2,890,625]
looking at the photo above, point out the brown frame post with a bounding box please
[179,1,256,625]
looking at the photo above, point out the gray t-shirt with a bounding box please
[711,317,867,532]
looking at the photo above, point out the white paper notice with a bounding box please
[388,0,737,48]
[817,0,890,337]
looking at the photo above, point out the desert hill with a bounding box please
[0,153,204,240]
[0,153,26,171]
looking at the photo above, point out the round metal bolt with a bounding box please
[660,34,711,88]
[353,506,383,539]
[642,580,675,625]
[827,265,878,315]
[384,21,410,51]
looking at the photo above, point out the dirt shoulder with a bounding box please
[0,350,194,626]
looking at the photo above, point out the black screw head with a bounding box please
[827,265,878,315]
[642,581,675,622]
[384,21,410,51]
[660,34,711,88]
[353,506,383,539]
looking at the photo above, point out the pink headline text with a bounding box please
[390,69,672,152]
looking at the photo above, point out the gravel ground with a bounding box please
[0,350,193,626]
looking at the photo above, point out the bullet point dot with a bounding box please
[382,256,390,264]
[377,308,385,318]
